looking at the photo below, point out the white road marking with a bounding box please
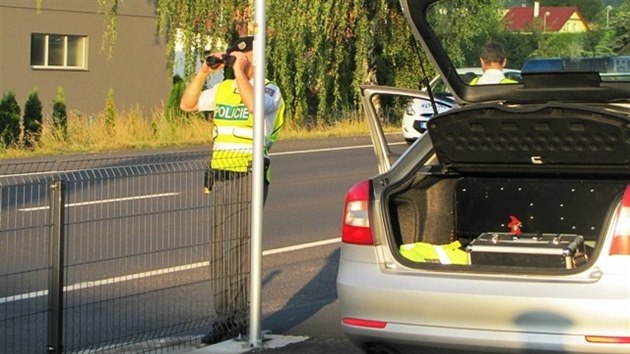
[0,138,404,178]
[0,237,341,304]
[269,141,405,156]
[11,141,403,212]
[262,237,340,255]
[0,170,58,178]
[2,140,387,303]
[18,192,180,212]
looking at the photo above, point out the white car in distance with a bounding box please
[402,67,521,143]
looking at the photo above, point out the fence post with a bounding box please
[47,180,65,353]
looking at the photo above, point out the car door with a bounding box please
[360,85,439,174]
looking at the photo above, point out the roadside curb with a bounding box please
[182,334,309,354]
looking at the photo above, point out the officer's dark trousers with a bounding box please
[209,169,268,320]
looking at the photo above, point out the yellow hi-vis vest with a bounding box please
[469,76,517,85]
[211,79,284,180]
[400,241,468,265]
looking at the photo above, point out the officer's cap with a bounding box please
[227,36,254,53]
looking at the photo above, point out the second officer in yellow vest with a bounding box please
[469,42,517,85]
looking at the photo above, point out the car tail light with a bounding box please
[341,180,374,245]
[343,317,387,329]
[585,335,630,344]
[610,184,630,255]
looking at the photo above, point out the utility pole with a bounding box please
[249,0,266,348]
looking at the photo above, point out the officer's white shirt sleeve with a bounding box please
[262,82,282,146]
[197,84,219,112]
[263,82,282,114]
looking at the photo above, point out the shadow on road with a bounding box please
[261,248,340,334]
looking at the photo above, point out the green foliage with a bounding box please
[532,33,586,57]
[156,0,247,81]
[166,75,185,113]
[0,91,21,147]
[542,0,604,22]
[97,0,118,58]
[438,0,630,69]
[23,89,43,147]
[104,88,116,135]
[52,87,68,140]
[491,31,537,69]
[154,0,432,127]
[430,0,506,67]
[266,0,429,125]
[34,0,630,133]
[609,0,630,54]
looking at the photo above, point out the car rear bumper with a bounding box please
[337,245,630,354]
[341,320,630,354]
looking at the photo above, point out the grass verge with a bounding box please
[0,107,397,160]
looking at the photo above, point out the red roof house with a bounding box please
[502,5,589,33]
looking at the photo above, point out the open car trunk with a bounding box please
[385,102,630,271]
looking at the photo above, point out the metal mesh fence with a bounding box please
[0,149,252,353]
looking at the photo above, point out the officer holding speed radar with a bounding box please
[180,35,284,345]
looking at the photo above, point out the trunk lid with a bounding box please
[428,103,630,175]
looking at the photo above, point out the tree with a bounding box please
[155,0,249,81]
[266,0,368,123]
[531,33,585,57]
[166,75,186,120]
[152,0,431,125]
[23,89,43,147]
[104,88,116,135]
[52,87,68,140]
[39,0,541,128]
[609,0,630,54]
[0,91,21,147]
[266,0,433,124]
[429,0,505,67]
[98,0,118,58]
[543,0,604,23]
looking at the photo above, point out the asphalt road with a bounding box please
[142,134,405,354]
[187,134,407,354]
[263,135,387,249]
[260,136,389,353]
[1,133,407,354]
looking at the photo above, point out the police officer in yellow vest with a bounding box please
[180,35,284,195]
[469,42,517,85]
[180,36,284,345]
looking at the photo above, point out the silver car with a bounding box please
[337,1,630,353]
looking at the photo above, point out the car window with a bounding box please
[431,78,450,95]
[522,56,630,81]
[425,0,630,84]
[432,73,479,94]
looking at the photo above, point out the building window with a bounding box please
[30,33,88,69]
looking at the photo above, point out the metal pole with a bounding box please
[249,0,266,348]
[0,187,2,233]
[47,180,65,353]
